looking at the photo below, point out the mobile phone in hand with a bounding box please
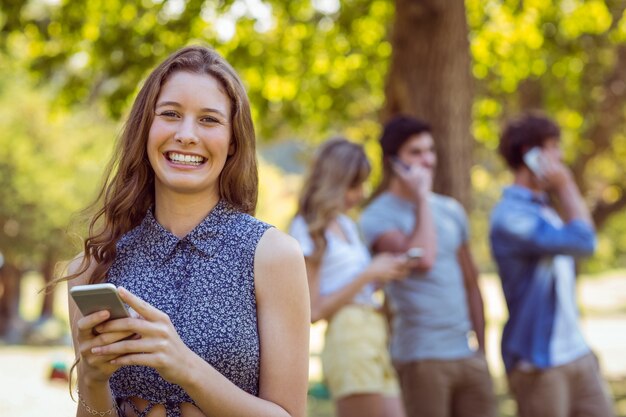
[523,147,544,179]
[405,247,424,261]
[391,157,412,173]
[70,283,130,320]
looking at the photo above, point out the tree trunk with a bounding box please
[39,251,57,320]
[382,0,473,209]
[0,262,21,337]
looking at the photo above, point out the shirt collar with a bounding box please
[502,184,549,206]
[137,200,231,262]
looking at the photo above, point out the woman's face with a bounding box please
[343,182,366,211]
[147,71,233,201]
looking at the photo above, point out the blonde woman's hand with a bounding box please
[89,287,194,386]
[366,253,410,283]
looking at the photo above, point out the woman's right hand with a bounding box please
[76,310,134,383]
[366,253,409,283]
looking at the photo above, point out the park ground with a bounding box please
[1,271,625,417]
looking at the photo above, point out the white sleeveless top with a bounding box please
[289,214,378,307]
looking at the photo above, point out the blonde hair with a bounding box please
[296,138,370,262]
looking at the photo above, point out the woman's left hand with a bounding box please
[90,287,194,386]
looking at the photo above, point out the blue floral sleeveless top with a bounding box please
[107,200,271,416]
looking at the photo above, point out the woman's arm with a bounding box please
[253,228,310,417]
[306,253,408,323]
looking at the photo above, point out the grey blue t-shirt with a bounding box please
[360,192,475,363]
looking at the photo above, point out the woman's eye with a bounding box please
[158,111,178,118]
[201,116,219,123]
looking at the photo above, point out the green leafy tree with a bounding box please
[0,0,477,202]
[0,0,394,142]
[0,57,116,320]
[468,0,626,268]
[2,0,626,271]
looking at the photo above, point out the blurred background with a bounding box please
[0,0,625,415]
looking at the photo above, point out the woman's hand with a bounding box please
[366,253,410,283]
[90,287,194,386]
[76,310,133,383]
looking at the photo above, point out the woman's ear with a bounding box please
[228,141,235,156]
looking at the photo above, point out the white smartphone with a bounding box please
[405,247,424,260]
[70,283,130,320]
[523,147,544,178]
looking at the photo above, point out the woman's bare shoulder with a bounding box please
[254,228,307,292]
[255,227,304,266]
[65,252,98,288]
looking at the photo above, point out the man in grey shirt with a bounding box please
[360,116,495,417]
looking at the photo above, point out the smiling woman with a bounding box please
[148,71,233,201]
[53,46,310,417]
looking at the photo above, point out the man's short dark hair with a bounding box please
[380,115,431,157]
[499,113,560,169]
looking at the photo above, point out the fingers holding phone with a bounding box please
[70,283,135,338]
[70,283,138,380]
[523,147,571,190]
[367,253,410,283]
[390,157,432,199]
[84,288,193,385]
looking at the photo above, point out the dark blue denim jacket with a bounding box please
[489,185,595,373]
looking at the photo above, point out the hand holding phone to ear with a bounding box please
[391,157,432,200]
[524,147,571,190]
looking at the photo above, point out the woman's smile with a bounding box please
[164,151,207,167]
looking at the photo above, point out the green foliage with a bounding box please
[0,57,116,268]
[2,0,626,271]
[0,0,393,142]
[467,0,626,271]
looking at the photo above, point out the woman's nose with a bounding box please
[174,118,198,145]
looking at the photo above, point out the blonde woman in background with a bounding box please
[290,138,408,417]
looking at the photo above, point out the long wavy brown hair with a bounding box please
[295,138,371,263]
[62,45,258,284]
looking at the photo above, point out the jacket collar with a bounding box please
[503,185,549,206]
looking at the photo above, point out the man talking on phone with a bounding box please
[360,116,496,417]
[490,113,614,417]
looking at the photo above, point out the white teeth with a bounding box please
[167,152,205,165]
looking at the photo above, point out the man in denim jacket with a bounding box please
[489,113,614,417]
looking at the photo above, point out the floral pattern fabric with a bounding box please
[107,200,271,416]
